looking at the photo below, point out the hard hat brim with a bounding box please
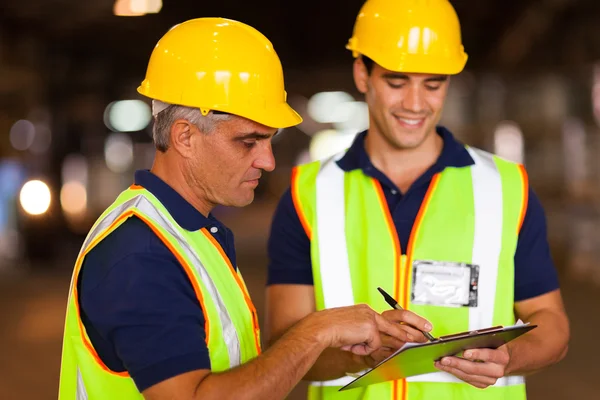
[138,85,303,129]
[253,102,303,129]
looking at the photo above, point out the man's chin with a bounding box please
[231,192,255,208]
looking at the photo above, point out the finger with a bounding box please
[434,361,498,388]
[437,356,504,379]
[381,309,433,332]
[397,325,428,343]
[378,321,427,344]
[374,314,413,342]
[380,333,406,349]
[463,348,509,366]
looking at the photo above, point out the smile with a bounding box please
[394,116,425,129]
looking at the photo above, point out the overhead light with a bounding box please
[307,92,354,124]
[309,129,357,162]
[104,100,151,132]
[113,0,162,16]
[61,182,88,216]
[19,180,51,216]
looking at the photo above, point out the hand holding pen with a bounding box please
[377,287,437,342]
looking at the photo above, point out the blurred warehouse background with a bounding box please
[1,0,600,398]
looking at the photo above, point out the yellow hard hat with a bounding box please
[137,18,302,128]
[346,0,468,75]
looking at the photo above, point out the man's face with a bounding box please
[186,116,278,209]
[353,59,450,150]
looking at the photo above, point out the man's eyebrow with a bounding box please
[424,75,448,82]
[235,132,273,140]
[381,73,448,82]
[382,72,410,80]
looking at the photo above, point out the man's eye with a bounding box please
[425,84,442,91]
[243,140,257,148]
[387,81,404,89]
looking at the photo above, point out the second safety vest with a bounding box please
[292,147,528,400]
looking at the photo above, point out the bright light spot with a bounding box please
[61,182,87,215]
[19,180,51,215]
[105,133,134,173]
[309,129,357,161]
[307,92,354,124]
[10,120,36,151]
[114,0,162,15]
[105,100,151,132]
[30,123,52,154]
[494,121,524,164]
[113,0,145,16]
[131,0,162,13]
[332,101,369,132]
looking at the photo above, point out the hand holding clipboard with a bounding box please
[339,288,537,391]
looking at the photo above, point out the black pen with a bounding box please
[377,286,437,342]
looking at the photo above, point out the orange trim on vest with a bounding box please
[73,209,212,376]
[372,179,401,302]
[74,211,134,377]
[374,175,439,400]
[392,376,407,400]
[404,173,441,308]
[291,167,313,240]
[129,184,144,190]
[200,229,262,355]
[517,165,529,234]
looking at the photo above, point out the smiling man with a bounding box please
[266,0,570,399]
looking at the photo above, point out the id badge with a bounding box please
[411,260,479,307]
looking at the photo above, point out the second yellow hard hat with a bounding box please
[347,0,468,75]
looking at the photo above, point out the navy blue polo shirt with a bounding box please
[267,127,560,302]
[79,170,236,392]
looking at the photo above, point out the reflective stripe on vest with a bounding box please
[312,147,524,388]
[78,194,242,367]
[76,368,88,400]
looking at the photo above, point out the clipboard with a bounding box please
[339,323,536,391]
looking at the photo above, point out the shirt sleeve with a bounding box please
[80,218,211,392]
[267,188,314,286]
[514,186,560,301]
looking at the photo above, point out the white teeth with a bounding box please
[399,118,421,125]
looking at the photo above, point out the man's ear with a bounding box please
[353,58,369,94]
[169,119,195,158]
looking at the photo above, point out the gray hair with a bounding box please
[152,100,232,152]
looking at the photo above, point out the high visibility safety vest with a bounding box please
[58,185,261,399]
[291,147,529,400]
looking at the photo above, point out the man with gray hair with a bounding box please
[58,17,431,400]
[150,100,233,152]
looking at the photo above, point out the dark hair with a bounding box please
[361,55,374,74]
